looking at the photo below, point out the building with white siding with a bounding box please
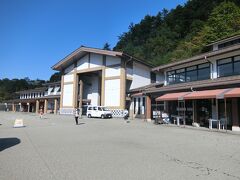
[52,46,158,116]
[11,82,61,114]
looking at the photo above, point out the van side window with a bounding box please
[88,107,92,110]
[98,107,102,111]
[93,107,97,110]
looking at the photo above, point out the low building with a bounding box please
[52,46,161,116]
[11,82,61,114]
[131,35,240,131]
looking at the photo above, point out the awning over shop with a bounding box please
[155,88,240,101]
[131,92,143,97]
[224,88,240,98]
[156,92,190,101]
[184,89,228,100]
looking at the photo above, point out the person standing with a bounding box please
[74,108,79,125]
[39,107,43,119]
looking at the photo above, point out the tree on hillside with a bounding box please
[0,78,46,102]
[167,1,240,63]
[103,43,111,50]
[50,72,61,82]
[114,0,240,65]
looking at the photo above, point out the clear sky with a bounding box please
[0,0,187,80]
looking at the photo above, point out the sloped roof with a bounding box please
[152,44,240,71]
[52,46,153,71]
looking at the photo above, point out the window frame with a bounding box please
[217,55,240,78]
[166,62,210,85]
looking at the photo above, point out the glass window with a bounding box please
[134,98,136,114]
[88,107,92,110]
[98,107,102,111]
[186,70,197,82]
[234,61,240,75]
[167,71,175,84]
[138,98,140,115]
[151,72,156,83]
[234,56,240,61]
[198,68,210,80]
[175,68,185,83]
[93,107,97,110]
[198,63,210,69]
[218,63,233,77]
[142,97,145,114]
[218,58,232,65]
[186,66,197,71]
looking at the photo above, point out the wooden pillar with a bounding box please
[36,100,39,114]
[101,56,106,106]
[120,59,126,109]
[12,104,15,112]
[54,99,58,114]
[73,72,79,108]
[44,99,48,114]
[27,103,30,112]
[60,75,64,108]
[232,98,240,131]
[192,100,195,123]
[146,96,151,122]
[79,79,83,108]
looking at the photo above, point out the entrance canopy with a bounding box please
[156,88,240,101]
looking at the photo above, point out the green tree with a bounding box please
[50,72,61,82]
[114,0,240,65]
[103,43,111,50]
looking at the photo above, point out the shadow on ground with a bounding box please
[0,138,21,152]
[76,123,85,125]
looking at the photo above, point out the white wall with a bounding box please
[62,84,73,107]
[64,74,74,82]
[105,66,121,77]
[106,56,121,66]
[82,76,99,106]
[77,54,89,70]
[130,62,151,89]
[104,79,120,107]
[90,53,102,68]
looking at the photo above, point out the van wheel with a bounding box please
[101,115,105,119]
[88,114,91,118]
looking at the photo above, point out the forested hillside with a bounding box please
[0,73,61,102]
[114,0,240,65]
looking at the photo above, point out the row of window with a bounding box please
[217,56,240,77]
[167,63,210,84]
[166,55,240,85]
[218,38,240,50]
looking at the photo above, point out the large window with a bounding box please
[218,38,240,50]
[217,56,240,77]
[138,98,141,115]
[167,63,210,84]
[150,72,156,83]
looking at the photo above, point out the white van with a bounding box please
[87,106,112,119]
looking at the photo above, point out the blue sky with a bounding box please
[0,0,187,80]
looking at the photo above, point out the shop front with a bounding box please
[155,88,240,131]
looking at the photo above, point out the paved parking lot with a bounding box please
[0,112,240,180]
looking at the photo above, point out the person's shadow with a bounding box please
[0,138,21,152]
